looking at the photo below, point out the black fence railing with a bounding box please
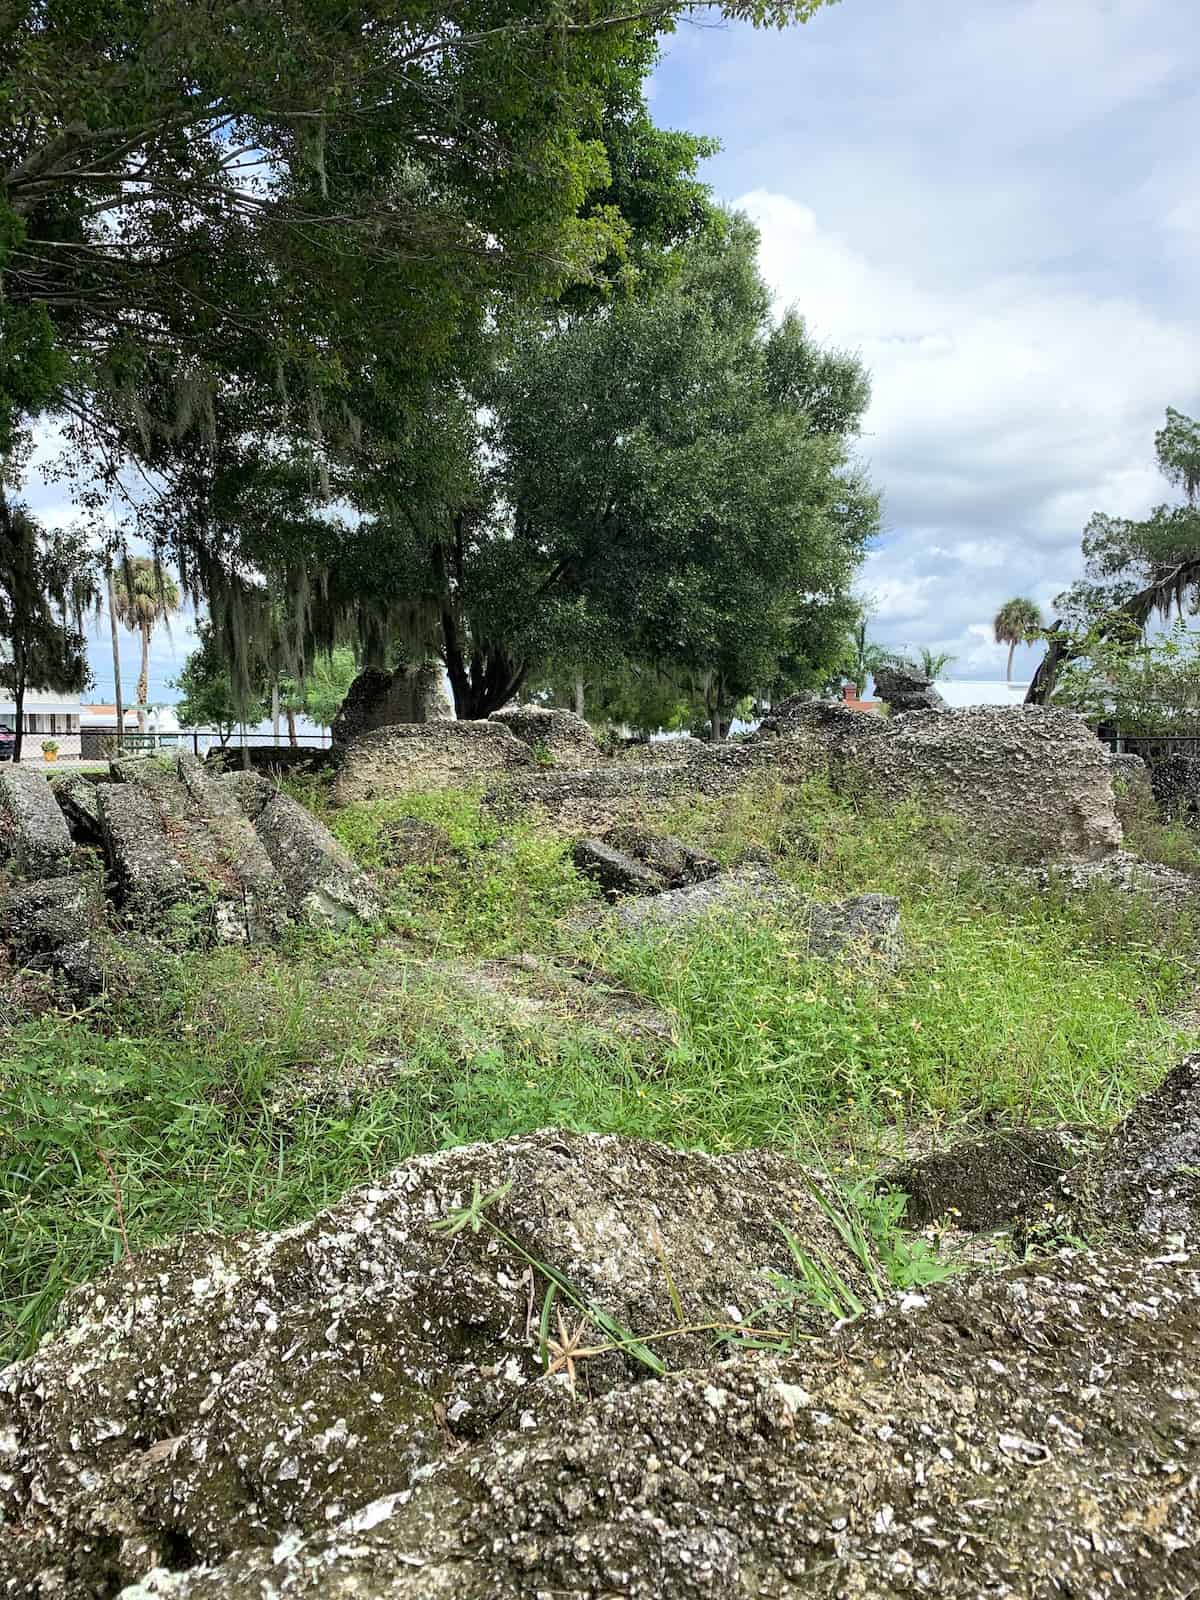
[7,728,334,765]
[1099,730,1200,765]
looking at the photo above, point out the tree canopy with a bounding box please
[1028,409,1200,704]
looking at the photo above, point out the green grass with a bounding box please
[2,777,1196,1362]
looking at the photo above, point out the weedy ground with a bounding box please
[1,776,1196,1361]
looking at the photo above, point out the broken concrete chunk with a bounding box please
[1063,1052,1200,1243]
[254,791,379,927]
[572,837,666,898]
[97,782,191,922]
[334,721,535,804]
[884,1128,1088,1231]
[489,704,599,767]
[0,766,73,879]
[603,824,721,888]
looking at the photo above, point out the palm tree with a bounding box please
[917,646,956,678]
[993,597,1043,683]
[110,556,182,732]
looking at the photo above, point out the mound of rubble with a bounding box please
[3,1065,1199,1599]
[332,701,1125,865]
[0,756,377,993]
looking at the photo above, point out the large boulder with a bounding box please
[2,1135,1198,1598]
[834,706,1122,863]
[1062,1053,1200,1242]
[0,767,73,878]
[0,872,110,995]
[253,790,380,927]
[872,662,948,713]
[0,1130,878,1596]
[99,757,289,944]
[331,662,454,747]
[489,704,599,768]
[334,721,534,804]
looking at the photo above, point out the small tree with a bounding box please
[1053,621,1200,737]
[0,499,95,761]
[993,598,1043,682]
[110,557,182,732]
[916,646,956,678]
[173,627,266,747]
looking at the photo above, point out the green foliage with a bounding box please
[172,624,267,741]
[290,646,358,730]
[1054,619,1200,735]
[0,499,96,758]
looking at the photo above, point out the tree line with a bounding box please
[2,0,881,743]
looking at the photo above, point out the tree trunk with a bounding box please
[12,654,25,765]
[1006,640,1015,682]
[106,563,124,745]
[574,676,586,717]
[137,621,150,732]
[271,682,281,744]
[286,705,297,747]
[713,676,727,743]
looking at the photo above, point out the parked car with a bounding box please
[0,723,14,762]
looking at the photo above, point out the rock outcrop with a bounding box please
[1062,1052,1200,1242]
[2,1125,1198,1599]
[885,1127,1089,1231]
[334,721,534,804]
[822,706,1123,862]
[872,662,948,713]
[0,872,108,995]
[253,789,380,927]
[1148,753,1200,825]
[331,663,454,747]
[0,767,73,878]
[489,704,599,768]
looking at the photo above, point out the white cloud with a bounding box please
[736,186,1200,663]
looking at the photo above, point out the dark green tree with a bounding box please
[0,498,96,761]
[173,626,268,747]
[1028,409,1200,704]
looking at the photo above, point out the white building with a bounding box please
[931,680,1031,708]
[0,685,82,738]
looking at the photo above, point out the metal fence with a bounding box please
[1099,730,1200,765]
[5,728,333,766]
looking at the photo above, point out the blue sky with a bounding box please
[653,0,1200,678]
[19,0,1200,697]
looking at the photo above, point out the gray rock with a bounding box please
[1148,753,1200,825]
[873,662,949,712]
[254,791,380,927]
[1034,849,1200,912]
[48,770,105,846]
[1064,1053,1200,1242]
[0,1130,875,1596]
[3,1134,1198,1598]
[489,704,599,768]
[0,766,73,878]
[97,781,192,922]
[331,662,454,747]
[334,721,534,804]
[1105,750,1156,831]
[838,706,1122,863]
[0,873,110,997]
[571,837,666,898]
[613,863,902,963]
[214,769,277,822]
[885,1128,1089,1231]
[603,825,721,888]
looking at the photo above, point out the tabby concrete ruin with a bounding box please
[332,700,1126,865]
[0,754,378,993]
[2,1068,1197,1599]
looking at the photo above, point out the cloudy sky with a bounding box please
[654,0,1200,680]
[17,0,1200,702]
